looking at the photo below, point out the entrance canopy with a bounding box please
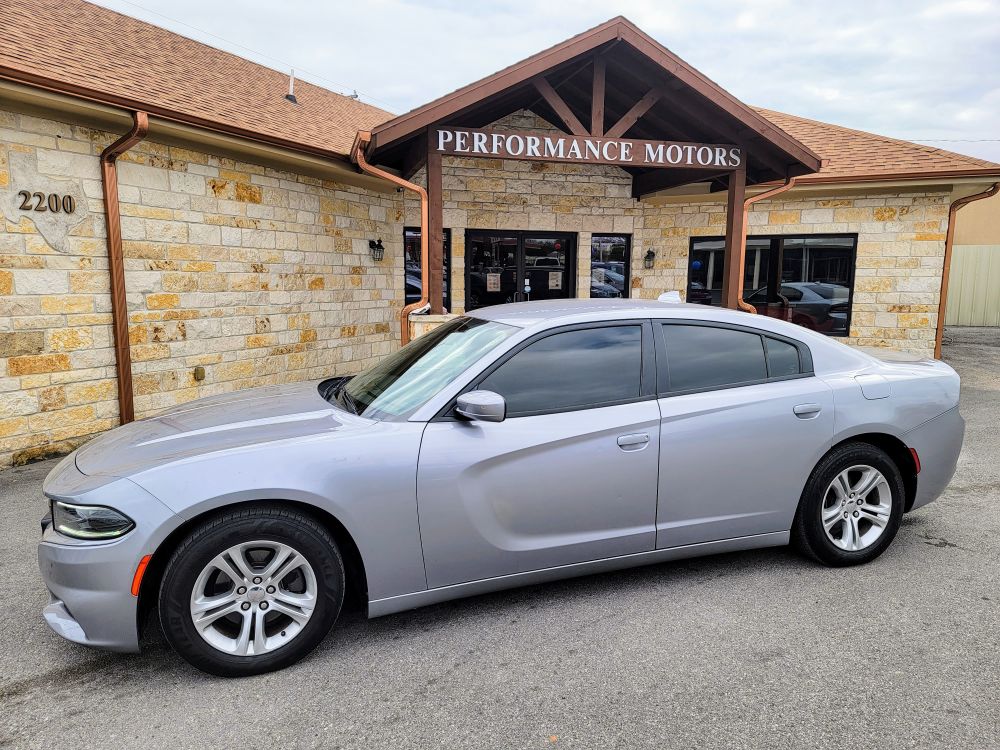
[367,16,821,196]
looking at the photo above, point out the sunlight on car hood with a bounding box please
[75,381,369,477]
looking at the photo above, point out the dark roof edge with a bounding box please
[788,167,1000,185]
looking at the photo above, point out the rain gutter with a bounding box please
[350,131,429,346]
[100,110,148,425]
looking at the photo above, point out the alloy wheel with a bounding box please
[189,541,317,656]
[821,465,893,552]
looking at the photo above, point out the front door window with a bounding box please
[465,231,576,310]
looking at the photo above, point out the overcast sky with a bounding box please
[93,0,1000,162]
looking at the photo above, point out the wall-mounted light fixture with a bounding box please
[368,238,385,262]
[643,249,656,269]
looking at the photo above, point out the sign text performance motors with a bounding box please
[435,127,743,169]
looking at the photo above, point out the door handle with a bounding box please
[617,433,650,451]
[793,403,822,419]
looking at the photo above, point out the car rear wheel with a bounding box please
[158,505,344,677]
[792,442,905,566]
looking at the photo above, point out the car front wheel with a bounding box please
[792,442,905,566]
[158,505,344,677]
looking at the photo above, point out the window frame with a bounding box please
[464,229,578,311]
[435,319,657,420]
[590,233,632,299]
[404,226,452,311]
[654,320,815,398]
[686,232,858,338]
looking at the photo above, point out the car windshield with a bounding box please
[333,316,517,420]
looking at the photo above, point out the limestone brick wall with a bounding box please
[0,105,403,469]
[0,103,953,471]
[634,191,950,353]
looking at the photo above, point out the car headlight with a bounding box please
[51,500,135,540]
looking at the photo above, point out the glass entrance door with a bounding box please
[465,230,576,310]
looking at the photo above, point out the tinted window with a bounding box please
[662,325,766,392]
[591,234,631,298]
[779,285,804,302]
[765,337,801,377]
[688,234,856,336]
[404,228,451,309]
[480,326,642,415]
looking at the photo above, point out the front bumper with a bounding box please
[37,455,180,653]
[38,530,143,652]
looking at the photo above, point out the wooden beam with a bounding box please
[605,88,663,139]
[533,76,588,136]
[401,132,427,181]
[720,166,747,310]
[654,86,790,177]
[557,76,699,143]
[426,133,444,314]
[591,56,606,136]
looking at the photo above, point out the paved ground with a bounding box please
[2,330,999,749]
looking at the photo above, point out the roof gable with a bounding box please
[368,16,822,192]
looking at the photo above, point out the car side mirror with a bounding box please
[455,390,506,423]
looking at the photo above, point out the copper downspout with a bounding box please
[350,131,429,346]
[934,182,999,358]
[734,176,799,313]
[100,111,148,425]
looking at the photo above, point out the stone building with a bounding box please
[1,2,998,469]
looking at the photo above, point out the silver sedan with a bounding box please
[37,300,964,676]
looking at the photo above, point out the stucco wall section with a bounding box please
[0,106,403,469]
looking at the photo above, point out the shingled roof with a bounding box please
[0,0,391,160]
[756,107,999,184]
[0,0,997,183]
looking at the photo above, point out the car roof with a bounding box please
[465,298,858,354]
[463,298,876,375]
[467,298,673,326]
[465,298,793,330]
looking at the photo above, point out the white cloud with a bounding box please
[90,0,1000,162]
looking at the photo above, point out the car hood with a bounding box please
[75,381,371,477]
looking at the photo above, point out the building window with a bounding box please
[687,234,857,336]
[590,234,631,298]
[404,227,451,310]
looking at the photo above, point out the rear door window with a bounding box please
[765,337,802,378]
[660,324,766,393]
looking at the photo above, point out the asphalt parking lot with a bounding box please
[2,329,999,749]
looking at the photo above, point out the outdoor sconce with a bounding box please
[643,249,656,269]
[368,239,385,262]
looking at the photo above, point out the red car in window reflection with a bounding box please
[747,282,849,334]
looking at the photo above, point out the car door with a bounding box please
[416,320,660,589]
[654,321,834,548]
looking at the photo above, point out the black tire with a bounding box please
[792,442,905,566]
[158,504,344,677]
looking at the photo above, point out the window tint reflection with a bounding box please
[481,326,642,415]
[662,325,766,392]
